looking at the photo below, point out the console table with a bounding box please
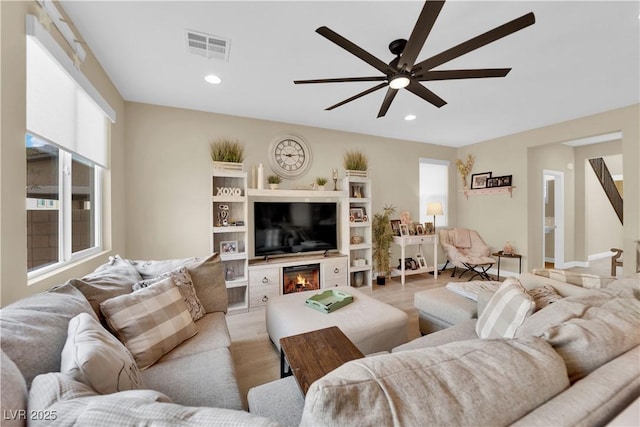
[391,234,438,284]
[279,326,364,395]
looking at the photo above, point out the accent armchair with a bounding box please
[439,228,496,280]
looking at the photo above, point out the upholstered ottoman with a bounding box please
[266,286,408,354]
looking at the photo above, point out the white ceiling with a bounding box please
[60,1,640,147]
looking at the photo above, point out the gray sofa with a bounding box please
[0,254,276,426]
[248,271,640,426]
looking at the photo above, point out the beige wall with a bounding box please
[0,1,126,306]
[123,102,457,263]
[459,104,639,274]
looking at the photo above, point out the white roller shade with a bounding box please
[26,15,112,167]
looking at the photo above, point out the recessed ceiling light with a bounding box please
[205,74,222,85]
[404,114,417,121]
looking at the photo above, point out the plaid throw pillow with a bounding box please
[100,277,198,369]
[476,278,535,338]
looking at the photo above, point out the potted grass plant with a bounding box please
[316,177,328,190]
[267,174,281,190]
[372,205,396,285]
[210,138,245,171]
[343,150,368,178]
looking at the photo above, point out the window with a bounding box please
[26,17,113,277]
[419,159,449,227]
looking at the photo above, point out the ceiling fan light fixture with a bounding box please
[204,74,222,85]
[389,75,410,89]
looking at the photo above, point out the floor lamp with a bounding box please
[426,202,443,233]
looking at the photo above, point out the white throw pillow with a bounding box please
[476,277,535,338]
[100,277,198,369]
[60,312,144,394]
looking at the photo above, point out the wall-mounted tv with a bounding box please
[254,202,338,257]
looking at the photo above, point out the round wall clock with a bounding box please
[268,134,312,179]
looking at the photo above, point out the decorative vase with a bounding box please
[353,271,364,287]
[213,161,243,172]
[269,183,279,190]
[376,275,386,286]
[503,241,514,254]
[317,185,325,191]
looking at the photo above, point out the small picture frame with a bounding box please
[415,224,425,235]
[424,222,435,235]
[349,207,365,222]
[471,172,492,189]
[416,255,427,269]
[488,175,512,188]
[220,240,238,254]
[390,219,401,236]
[399,224,410,237]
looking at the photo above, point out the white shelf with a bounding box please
[463,186,516,199]
[220,252,247,261]
[212,195,245,203]
[349,222,370,228]
[391,266,435,277]
[248,189,348,198]
[227,301,249,315]
[350,243,371,250]
[350,265,371,273]
[213,226,248,233]
[348,197,371,204]
[225,278,248,289]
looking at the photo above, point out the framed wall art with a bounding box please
[470,172,492,189]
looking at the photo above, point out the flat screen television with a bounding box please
[254,202,338,257]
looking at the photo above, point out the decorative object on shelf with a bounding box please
[426,202,443,232]
[455,154,474,190]
[390,219,401,236]
[372,205,396,285]
[416,254,427,269]
[399,210,411,224]
[398,258,418,271]
[399,224,410,236]
[316,177,327,190]
[487,175,513,188]
[224,265,236,281]
[215,187,242,196]
[415,224,425,235]
[251,164,257,189]
[350,235,363,244]
[471,172,492,189]
[353,271,364,287]
[220,240,238,254]
[267,174,281,190]
[352,258,367,267]
[268,134,312,179]
[351,185,363,198]
[210,138,245,170]
[217,204,229,226]
[503,241,514,254]
[343,150,368,178]
[424,222,435,235]
[349,207,365,222]
[332,168,339,191]
[257,163,264,189]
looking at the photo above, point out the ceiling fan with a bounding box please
[294,1,535,118]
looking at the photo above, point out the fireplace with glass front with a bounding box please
[282,264,320,294]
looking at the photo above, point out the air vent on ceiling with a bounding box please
[185,30,231,61]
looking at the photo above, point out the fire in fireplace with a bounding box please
[283,264,320,294]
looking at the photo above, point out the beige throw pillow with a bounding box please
[133,267,206,321]
[476,277,535,338]
[100,277,198,369]
[528,285,563,312]
[61,313,144,394]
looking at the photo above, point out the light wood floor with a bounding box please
[226,261,612,408]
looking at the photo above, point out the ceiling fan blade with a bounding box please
[399,0,445,71]
[316,26,393,75]
[416,68,511,81]
[294,76,387,84]
[377,88,399,118]
[325,83,388,111]
[406,80,447,108]
[414,12,535,72]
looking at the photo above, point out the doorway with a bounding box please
[543,170,564,268]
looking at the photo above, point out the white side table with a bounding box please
[391,234,438,284]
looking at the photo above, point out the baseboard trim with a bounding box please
[588,251,615,261]
[563,261,589,268]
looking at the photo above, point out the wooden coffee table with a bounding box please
[279,326,364,395]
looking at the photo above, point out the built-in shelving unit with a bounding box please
[212,168,248,314]
[463,186,516,199]
[343,176,373,288]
